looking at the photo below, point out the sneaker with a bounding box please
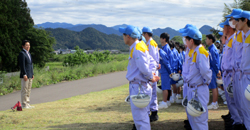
[223,101,227,105]
[218,88,225,95]
[176,99,182,104]
[176,94,182,99]
[158,101,168,109]
[22,106,30,109]
[27,104,35,108]
[167,101,171,107]
[170,96,176,103]
[221,94,226,101]
[207,103,219,110]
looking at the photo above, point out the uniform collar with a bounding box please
[194,44,202,52]
[129,40,139,51]
[147,38,153,45]
[244,29,250,38]
[226,33,236,43]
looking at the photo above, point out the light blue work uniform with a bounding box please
[239,29,250,129]
[186,45,212,130]
[232,31,244,124]
[127,40,155,130]
[146,38,160,113]
[221,33,242,125]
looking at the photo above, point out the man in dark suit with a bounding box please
[19,40,34,109]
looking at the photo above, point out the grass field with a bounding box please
[0,84,228,130]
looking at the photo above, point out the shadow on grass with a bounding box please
[46,119,225,130]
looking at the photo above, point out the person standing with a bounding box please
[182,27,212,130]
[119,25,159,130]
[19,40,35,109]
[205,34,221,110]
[158,32,173,109]
[142,27,160,122]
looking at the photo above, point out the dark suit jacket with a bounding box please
[19,49,34,78]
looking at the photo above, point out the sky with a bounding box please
[26,0,235,30]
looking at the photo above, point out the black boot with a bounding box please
[150,111,159,122]
[132,124,137,130]
[184,120,190,124]
[232,124,245,130]
[184,123,192,130]
[222,112,231,120]
[225,119,234,130]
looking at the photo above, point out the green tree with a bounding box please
[171,36,183,45]
[0,0,55,71]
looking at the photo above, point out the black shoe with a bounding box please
[242,124,247,130]
[222,112,231,119]
[132,124,137,130]
[184,124,192,130]
[184,120,190,125]
[232,124,245,130]
[150,111,159,122]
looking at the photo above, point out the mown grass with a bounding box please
[0,84,228,130]
[0,60,128,95]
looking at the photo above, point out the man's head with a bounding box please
[234,11,250,31]
[205,34,216,46]
[119,25,140,46]
[142,27,153,42]
[179,44,185,52]
[160,32,170,46]
[226,9,243,29]
[182,28,202,49]
[169,40,175,50]
[22,40,30,52]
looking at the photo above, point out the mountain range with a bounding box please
[37,22,214,39]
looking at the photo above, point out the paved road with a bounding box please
[0,71,128,111]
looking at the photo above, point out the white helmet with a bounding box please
[125,95,130,104]
[170,73,180,81]
[244,84,250,101]
[157,86,163,94]
[216,78,223,85]
[182,96,188,107]
[187,99,206,117]
[176,80,184,87]
[130,94,151,108]
[226,83,233,97]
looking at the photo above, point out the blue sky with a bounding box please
[26,0,234,30]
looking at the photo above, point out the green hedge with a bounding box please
[0,60,128,95]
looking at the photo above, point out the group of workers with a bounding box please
[119,8,250,130]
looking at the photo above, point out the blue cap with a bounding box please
[136,27,143,39]
[216,40,221,43]
[119,25,140,39]
[219,18,230,28]
[218,32,223,36]
[226,9,243,18]
[182,28,202,40]
[233,11,250,20]
[142,27,153,34]
[179,24,199,33]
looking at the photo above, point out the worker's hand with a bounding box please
[24,75,28,81]
[178,70,181,73]
[157,64,161,70]
[151,76,160,83]
[217,71,221,78]
[32,75,34,80]
[169,73,174,78]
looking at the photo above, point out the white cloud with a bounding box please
[26,0,234,30]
